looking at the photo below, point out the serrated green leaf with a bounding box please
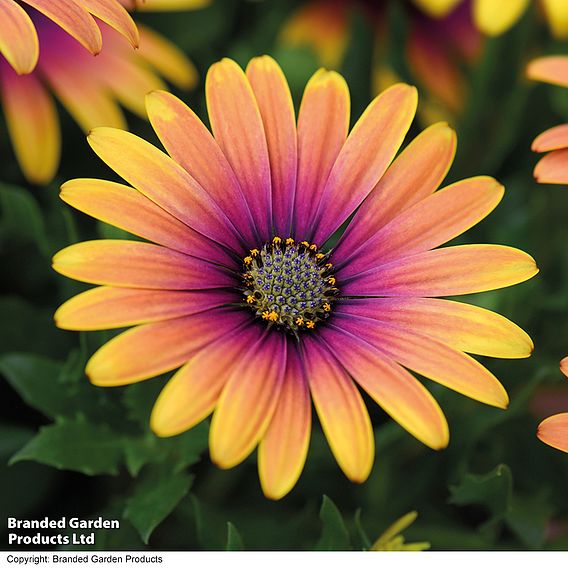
[10,417,124,475]
[226,522,244,551]
[124,468,194,544]
[123,380,165,427]
[316,495,351,551]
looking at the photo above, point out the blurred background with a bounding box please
[1,0,568,551]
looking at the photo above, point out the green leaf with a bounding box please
[449,464,513,531]
[0,184,50,256]
[124,468,194,544]
[10,417,124,475]
[0,353,66,419]
[226,522,244,551]
[353,509,371,550]
[316,495,351,551]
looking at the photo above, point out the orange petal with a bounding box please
[527,56,568,88]
[145,90,256,245]
[0,64,60,184]
[258,344,311,500]
[151,324,260,437]
[210,332,287,469]
[336,122,456,263]
[52,240,234,289]
[246,55,297,236]
[137,24,197,89]
[294,68,350,239]
[206,58,272,241]
[339,298,533,359]
[55,286,235,330]
[87,127,240,247]
[322,326,449,450]
[534,148,568,185]
[537,413,568,453]
[86,309,247,386]
[341,176,504,277]
[21,0,102,54]
[303,337,374,483]
[532,124,568,152]
[343,244,539,297]
[75,0,139,47]
[339,316,509,409]
[59,178,233,264]
[313,83,418,244]
[0,0,38,74]
[561,357,568,377]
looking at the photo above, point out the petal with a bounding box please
[0,63,60,184]
[532,124,568,152]
[21,0,102,54]
[527,56,568,88]
[145,91,256,245]
[303,337,374,483]
[294,68,350,239]
[473,0,529,36]
[337,313,509,408]
[561,357,568,377]
[52,240,235,289]
[87,127,241,248]
[338,176,504,277]
[338,298,533,359]
[210,332,287,468]
[60,178,235,265]
[38,37,126,131]
[86,308,247,386]
[0,0,38,74]
[246,56,298,237]
[55,287,236,330]
[335,122,457,263]
[137,24,197,89]
[206,58,272,241]
[320,326,449,449]
[258,344,311,500]
[312,83,418,244]
[75,0,139,47]
[132,0,211,10]
[151,323,261,437]
[410,0,462,18]
[541,0,568,38]
[534,149,568,185]
[537,413,568,453]
[343,244,538,297]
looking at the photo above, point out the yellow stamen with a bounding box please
[300,241,310,248]
[295,316,304,326]
[244,256,253,265]
[327,277,336,285]
[272,236,282,245]
[250,248,259,257]
[268,311,279,321]
[306,321,315,329]
[285,237,295,246]
[323,303,331,312]
[309,244,317,252]
[246,295,255,304]
[325,262,333,269]
[316,253,325,260]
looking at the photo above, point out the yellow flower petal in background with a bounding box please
[537,413,568,453]
[542,0,568,38]
[410,0,462,18]
[0,0,38,74]
[126,0,211,11]
[473,0,530,36]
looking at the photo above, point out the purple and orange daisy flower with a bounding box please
[537,359,568,454]
[528,55,568,184]
[0,0,204,184]
[53,56,538,499]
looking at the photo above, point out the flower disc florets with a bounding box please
[242,237,338,333]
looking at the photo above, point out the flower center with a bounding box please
[242,237,338,334]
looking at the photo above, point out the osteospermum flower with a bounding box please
[536,359,568,453]
[527,55,568,184]
[412,0,568,37]
[53,56,538,499]
[280,0,481,123]
[0,0,204,184]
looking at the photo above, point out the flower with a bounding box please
[527,55,568,184]
[279,0,481,124]
[413,0,568,38]
[0,1,203,184]
[537,359,568,453]
[53,56,538,499]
